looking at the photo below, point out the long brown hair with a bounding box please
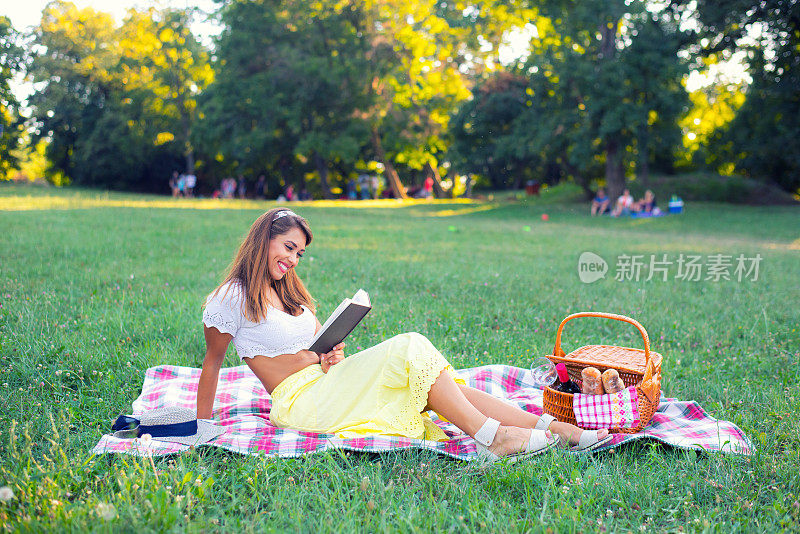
[210,207,315,320]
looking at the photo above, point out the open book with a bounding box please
[308,289,371,354]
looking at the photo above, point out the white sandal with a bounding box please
[535,413,613,453]
[474,417,559,464]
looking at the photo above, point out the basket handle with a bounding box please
[552,312,655,387]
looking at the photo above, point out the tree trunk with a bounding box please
[180,108,195,174]
[423,162,449,198]
[637,122,650,186]
[185,149,195,175]
[605,137,626,202]
[279,157,292,188]
[371,127,407,199]
[313,152,335,200]
[599,19,626,201]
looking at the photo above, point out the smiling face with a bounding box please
[267,227,307,281]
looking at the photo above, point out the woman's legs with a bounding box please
[456,384,608,446]
[424,370,546,457]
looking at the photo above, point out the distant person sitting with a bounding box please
[185,172,196,198]
[358,174,371,200]
[237,175,247,199]
[422,175,434,199]
[633,190,657,214]
[611,188,634,217]
[591,188,610,216]
[346,179,357,200]
[221,177,236,199]
[169,171,180,197]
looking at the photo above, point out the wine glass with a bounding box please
[529,356,557,388]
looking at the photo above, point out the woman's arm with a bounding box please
[197,326,232,419]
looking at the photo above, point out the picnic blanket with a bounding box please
[93,364,754,459]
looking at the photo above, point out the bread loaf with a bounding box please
[602,368,625,394]
[581,367,604,394]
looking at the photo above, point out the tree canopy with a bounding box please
[0,16,24,178]
[7,0,799,197]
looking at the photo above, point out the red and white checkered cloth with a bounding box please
[92,364,754,459]
[573,387,641,429]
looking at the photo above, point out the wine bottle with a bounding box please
[552,363,581,394]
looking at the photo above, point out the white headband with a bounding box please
[274,210,297,221]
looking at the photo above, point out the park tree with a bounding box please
[0,16,25,178]
[197,0,372,199]
[533,1,688,200]
[678,81,745,172]
[27,2,120,185]
[27,2,207,191]
[450,2,689,199]
[118,8,213,176]
[353,0,477,198]
[200,0,489,199]
[352,0,538,198]
[449,72,545,190]
[668,0,800,192]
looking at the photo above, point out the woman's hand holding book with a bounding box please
[320,342,345,373]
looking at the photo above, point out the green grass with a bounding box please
[1,183,799,532]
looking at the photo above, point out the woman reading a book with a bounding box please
[197,208,610,461]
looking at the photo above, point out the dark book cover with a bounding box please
[308,303,371,354]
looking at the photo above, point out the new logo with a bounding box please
[578,252,608,283]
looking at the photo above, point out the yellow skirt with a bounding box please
[269,332,465,441]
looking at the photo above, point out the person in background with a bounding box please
[221,177,236,199]
[298,187,312,201]
[370,175,380,199]
[423,175,434,199]
[185,172,197,198]
[611,188,634,217]
[346,179,357,200]
[255,175,266,200]
[169,171,180,197]
[177,173,187,198]
[358,174,371,200]
[633,190,657,214]
[285,184,295,202]
[591,188,610,216]
[237,175,247,199]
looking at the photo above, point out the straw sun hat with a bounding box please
[111,406,224,446]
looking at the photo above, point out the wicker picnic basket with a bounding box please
[542,312,663,433]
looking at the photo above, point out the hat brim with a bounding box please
[150,420,225,446]
[113,420,225,447]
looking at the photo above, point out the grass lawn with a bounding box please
[1,183,798,532]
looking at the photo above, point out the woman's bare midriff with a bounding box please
[243,352,317,394]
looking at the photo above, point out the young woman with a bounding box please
[197,208,610,461]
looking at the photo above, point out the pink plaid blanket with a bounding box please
[93,364,754,458]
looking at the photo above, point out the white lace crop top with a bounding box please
[202,281,317,360]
